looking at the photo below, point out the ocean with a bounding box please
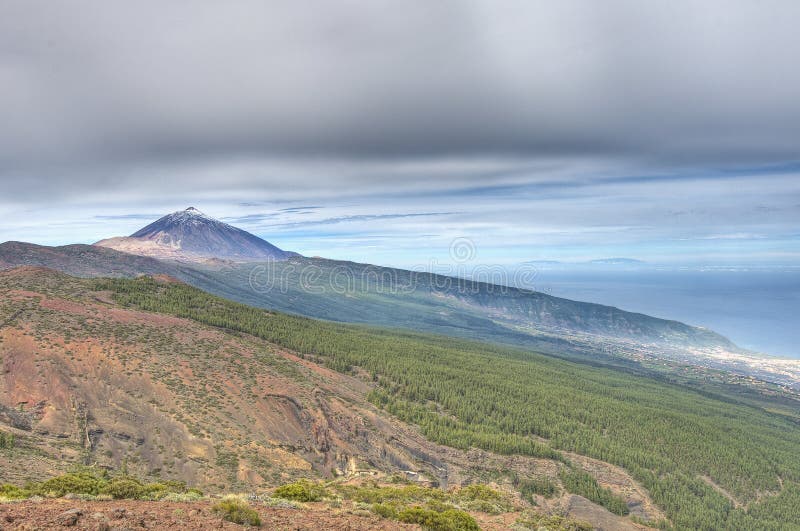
[519,268,800,359]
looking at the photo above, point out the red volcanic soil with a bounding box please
[0,499,415,530]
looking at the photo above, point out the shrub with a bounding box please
[103,478,195,500]
[6,470,201,502]
[457,484,504,502]
[398,506,479,531]
[161,490,204,502]
[163,480,189,492]
[0,484,30,500]
[141,482,169,500]
[337,483,446,504]
[437,509,481,531]
[33,473,106,497]
[212,497,261,526]
[397,506,439,527]
[371,502,399,519]
[461,498,506,514]
[456,484,513,514]
[273,480,329,502]
[103,477,145,500]
[513,510,593,531]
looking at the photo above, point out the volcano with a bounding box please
[95,207,295,261]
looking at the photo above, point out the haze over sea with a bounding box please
[512,266,800,359]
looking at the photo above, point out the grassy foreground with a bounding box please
[0,468,594,530]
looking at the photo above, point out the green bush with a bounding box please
[0,484,30,499]
[514,510,593,530]
[142,481,201,500]
[437,509,481,531]
[212,498,261,526]
[273,480,329,502]
[33,472,106,497]
[457,484,503,502]
[103,477,145,500]
[456,484,513,514]
[337,483,446,504]
[398,506,479,531]
[371,502,399,519]
[397,506,440,527]
[15,470,200,501]
[161,490,204,502]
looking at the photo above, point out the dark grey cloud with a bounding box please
[1,0,800,202]
[0,0,798,272]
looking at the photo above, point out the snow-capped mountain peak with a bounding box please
[95,207,295,262]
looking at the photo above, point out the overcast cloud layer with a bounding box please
[0,1,798,266]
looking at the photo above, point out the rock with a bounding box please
[111,508,126,519]
[55,508,83,526]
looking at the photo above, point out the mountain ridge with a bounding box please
[0,240,736,353]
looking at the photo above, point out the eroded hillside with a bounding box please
[0,267,663,529]
[0,267,435,487]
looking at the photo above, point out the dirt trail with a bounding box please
[699,475,741,508]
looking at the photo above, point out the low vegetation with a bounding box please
[512,510,593,531]
[0,470,520,530]
[269,479,503,529]
[0,467,202,502]
[211,497,262,526]
[330,480,511,530]
[395,506,479,530]
[272,479,329,502]
[0,484,29,500]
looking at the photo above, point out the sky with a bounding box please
[1,1,799,269]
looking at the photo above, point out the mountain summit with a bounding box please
[95,207,295,262]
